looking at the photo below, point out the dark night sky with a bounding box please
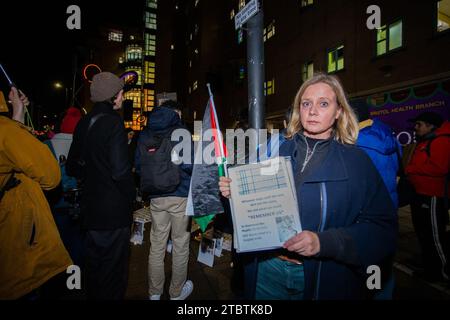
[0,0,143,117]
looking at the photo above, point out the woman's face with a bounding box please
[299,82,341,140]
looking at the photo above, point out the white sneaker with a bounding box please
[170,280,194,300]
[149,294,161,300]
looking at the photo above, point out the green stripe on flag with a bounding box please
[193,214,216,233]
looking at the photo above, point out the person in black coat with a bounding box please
[67,72,135,299]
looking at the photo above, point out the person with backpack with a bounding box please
[135,100,194,300]
[66,72,135,299]
[406,111,450,283]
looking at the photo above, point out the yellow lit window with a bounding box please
[376,20,402,56]
[327,45,344,73]
[264,79,275,96]
[301,0,313,7]
[263,20,275,42]
[438,0,450,32]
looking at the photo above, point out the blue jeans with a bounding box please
[255,257,305,300]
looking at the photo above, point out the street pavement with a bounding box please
[125,206,450,300]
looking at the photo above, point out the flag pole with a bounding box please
[206,83,228,177]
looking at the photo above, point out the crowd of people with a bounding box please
[0,70,448,300]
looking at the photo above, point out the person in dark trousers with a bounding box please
[125,127,140,193]
[406,112,450,283]
[67,72,135,299]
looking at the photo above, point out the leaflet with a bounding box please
[227,157,301,253]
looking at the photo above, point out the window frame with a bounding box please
[300,0,314,8]
[375,19,404,57]
[263,20,276,43]
[302,61,314,82]
[326,44,345,74]
[264,78,275,96]
[435,0,450,35]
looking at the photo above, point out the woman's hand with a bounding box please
[9,87,28,124]
[219,176,232,198]
[283,231,320,257]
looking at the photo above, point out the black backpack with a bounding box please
[139,128,181,195]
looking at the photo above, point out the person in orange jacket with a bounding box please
[406,111,450,283]
[0,87,72,299]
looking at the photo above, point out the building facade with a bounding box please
[156,0,449,141]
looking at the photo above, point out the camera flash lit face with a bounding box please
[299,82,341,140]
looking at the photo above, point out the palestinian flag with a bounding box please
[186,84,227,232]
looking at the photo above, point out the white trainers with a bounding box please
[149,294,161,300]
[170,280,194,300]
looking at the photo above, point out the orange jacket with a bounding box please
[406,121,450,198]
[0,116,72,299]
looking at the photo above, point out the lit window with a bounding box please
[189,60,192,68]
[263,20,275,42]
[376,20,402,56]
[145,33,156,56]
[327,45,344,73]
[145,61,156,85]
[302,62,314,81]
[108,31,123,42]
[437,0,450,32]
[195,0,200,7]
[264,79,275,96]
[119,57,124,64]
[239,0,246,10]
[170,44,175,50]
[131,110,142,131]
[193,81,198,91]
[124,89,141,111]
[130,35,135,40]
[194,48,199,54]
[145,12,157,29]
[147,0,157,9]
[230,9,235,20]
[301,0,313,7]
[144,89,155,111]
[126,45,142,62]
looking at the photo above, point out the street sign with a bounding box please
[234,0,259,30]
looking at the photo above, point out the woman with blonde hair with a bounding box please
[219,73,396,299]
